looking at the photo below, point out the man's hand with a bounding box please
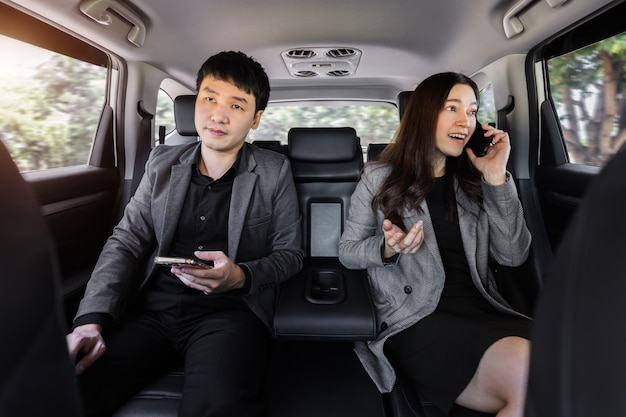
[66,323,106,375]
[171,251,245,295]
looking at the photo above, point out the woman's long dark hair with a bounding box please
[372,72,483,229]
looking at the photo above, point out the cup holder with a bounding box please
[305,269,345,304]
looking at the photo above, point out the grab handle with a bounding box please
[79,0,147,46]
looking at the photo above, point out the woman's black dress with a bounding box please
[385,177,531,414]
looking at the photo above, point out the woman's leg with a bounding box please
[455,336,530,417]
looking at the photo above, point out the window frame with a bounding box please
[533,0,626,168]
[0,1,118,173]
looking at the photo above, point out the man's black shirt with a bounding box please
[141,154,248,311]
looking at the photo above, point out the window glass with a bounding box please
[547,32,626,166]
[248,103,399,146]
[155,88,176,143]
[478,83,497,126]
[0,35,107,172]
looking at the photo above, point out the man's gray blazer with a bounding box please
[76,142,303,330]
[339,163,531,393]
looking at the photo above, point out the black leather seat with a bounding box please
[268,126,384,417]
[274,126,375,341]
[398,90,413,121]
[172,94,198,138]
[0,141,83,417]
[288,127,363,258]
[525,146,626,417]
[252,139,288,155]
[112,369,182,417]
[367,143,387,161]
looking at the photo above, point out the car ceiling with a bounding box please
[2,0,618,99]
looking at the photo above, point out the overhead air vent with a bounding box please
[326,48,358,59]
[285,49,317,59]
[327,70,351,77]
[281,47,362,78]
[294,70,318,78]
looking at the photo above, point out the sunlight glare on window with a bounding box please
[0,35,107,172]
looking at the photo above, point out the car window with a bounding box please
[478,83,497,126]
[251,94,495,153]
[0,34,109,173]
[155,88,176,143]
[248,103,399,146]
[546,31,626,167]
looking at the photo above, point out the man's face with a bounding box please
[195,76,263,155]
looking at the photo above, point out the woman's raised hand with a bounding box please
[466,124,510,185]
[382,219,424,258]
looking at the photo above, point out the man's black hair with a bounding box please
[196,51,270,113]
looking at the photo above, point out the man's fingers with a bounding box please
[178,274,221,294]
[73,338,106,375]
[75,343,106,375]
[178,275,206,292]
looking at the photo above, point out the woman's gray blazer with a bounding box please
[338,163,531,393]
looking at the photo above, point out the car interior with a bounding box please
[1,0,625,416]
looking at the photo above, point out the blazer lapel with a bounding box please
[160,163,193,252]
[404,202,445,276]
[228,146,257,260]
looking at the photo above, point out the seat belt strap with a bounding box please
[131,101,153,195]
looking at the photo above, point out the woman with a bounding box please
[339,72,532,417]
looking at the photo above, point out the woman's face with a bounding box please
[433,83,478,174]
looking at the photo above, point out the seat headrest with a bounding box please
[398,90,413,121]
[174,95,198,136]
[367,143,387,161]
[288,127,358,162]
[252,140,288,155]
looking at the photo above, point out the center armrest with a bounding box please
[273,258,377,341]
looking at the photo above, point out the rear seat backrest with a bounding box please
[398,90,413,121]
[287,127,363,257]
[173,95,198,137]
[367,143,387,161]
[252,140,288,155]
[0,141,83,416]
[275,126,375,341]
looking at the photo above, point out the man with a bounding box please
[66,51,303,417]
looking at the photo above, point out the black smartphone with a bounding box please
[154,256,213,268]
[466,122,494,157]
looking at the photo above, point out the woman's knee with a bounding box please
[456,336,530,413]
[493,336,530,386]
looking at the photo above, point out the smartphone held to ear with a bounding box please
[466,122,494,157]
[154,256,214,269]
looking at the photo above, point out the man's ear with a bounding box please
[251,110,264,129]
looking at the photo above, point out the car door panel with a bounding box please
[25,166,120,320]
